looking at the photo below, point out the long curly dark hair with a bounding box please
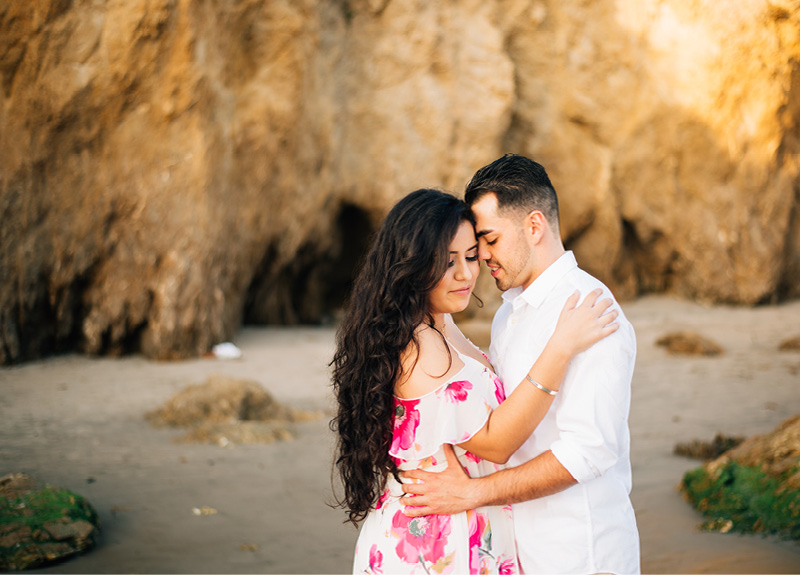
[330,188,473,526]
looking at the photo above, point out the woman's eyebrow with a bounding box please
[450,243,479,254]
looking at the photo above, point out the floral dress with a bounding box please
[353,347,519,575]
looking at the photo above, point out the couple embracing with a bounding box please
[331,155,640,574]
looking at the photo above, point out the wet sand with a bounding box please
[1,295,799,573]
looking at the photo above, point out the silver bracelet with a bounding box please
[526,374,557,396]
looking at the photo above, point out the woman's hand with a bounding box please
[550,288,619,357]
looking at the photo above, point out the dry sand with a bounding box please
[1,295,799,574]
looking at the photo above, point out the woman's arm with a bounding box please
[457,288,616,464]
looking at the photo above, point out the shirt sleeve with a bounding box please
[549,322,636,483]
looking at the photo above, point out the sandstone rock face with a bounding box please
[1,0,798,363]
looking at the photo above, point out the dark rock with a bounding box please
[779,335,800,351]
[655,331,724,356]
[674,433,746,460]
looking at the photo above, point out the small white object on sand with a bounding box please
[211,342,242,359]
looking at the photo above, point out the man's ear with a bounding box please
[526,210,548,241]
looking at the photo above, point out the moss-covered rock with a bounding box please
[680,415,800,540]
[0,473,100,570]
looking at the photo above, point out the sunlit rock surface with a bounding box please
[1,0,798,363]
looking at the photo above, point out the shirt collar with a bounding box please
[501,251,578,310]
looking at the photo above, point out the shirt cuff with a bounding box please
[551,440,601,484]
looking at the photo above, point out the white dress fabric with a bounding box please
[353,347,519,575]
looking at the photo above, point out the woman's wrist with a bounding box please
[540,338,574,368]
[528,340,572,393]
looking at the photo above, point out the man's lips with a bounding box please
[487,263,501,277]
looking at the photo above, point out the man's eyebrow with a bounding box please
[475,229,493,238]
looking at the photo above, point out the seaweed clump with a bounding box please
[679,415,800,540]
[145,374,322,446]
[674,433,745,460]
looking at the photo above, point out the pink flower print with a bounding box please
[418,455,437,469]
[391,509,452,566]
[368,544,383,574]
[468,510,491,574]
[376,488,390,510]
[464,450,482,464]
[391,398,421,453]
[498,558,516,574]
[493,376,506,404]
[391,455,408,467]
[442,380,472,403]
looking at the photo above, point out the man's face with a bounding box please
[470,193,535,291]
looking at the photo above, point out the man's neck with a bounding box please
[520,245,566,291]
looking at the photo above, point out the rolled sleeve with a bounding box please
[551,437,601,483]
[549,324,636,484]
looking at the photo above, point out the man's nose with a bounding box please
[478,243,491,262]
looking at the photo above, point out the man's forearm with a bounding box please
[473,450,577,507]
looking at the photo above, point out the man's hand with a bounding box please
[400,444,481,517]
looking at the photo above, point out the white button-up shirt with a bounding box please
[490,251,640,574]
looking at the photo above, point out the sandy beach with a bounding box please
[2,295,799,574]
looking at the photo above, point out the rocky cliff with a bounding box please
[2,0,799,363]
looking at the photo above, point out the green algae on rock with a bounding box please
[0,474,99,570]
[679,415,800,541]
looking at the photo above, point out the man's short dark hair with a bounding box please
[464,154,560,229]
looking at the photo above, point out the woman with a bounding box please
[331,189,617,574]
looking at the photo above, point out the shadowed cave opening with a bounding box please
[243,202,374,326]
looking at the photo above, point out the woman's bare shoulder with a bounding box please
[395,326,464,399]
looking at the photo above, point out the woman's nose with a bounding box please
[454,260,473,281]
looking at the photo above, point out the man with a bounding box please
[402,154,640,574]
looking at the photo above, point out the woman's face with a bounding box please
[428,221,480,315]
